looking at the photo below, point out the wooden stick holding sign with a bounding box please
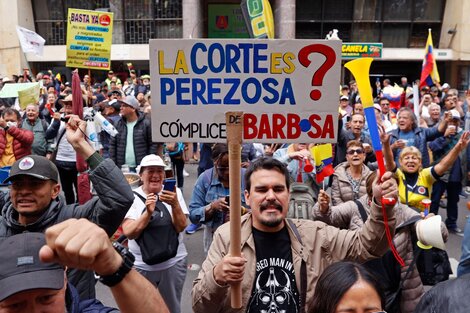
[225,111,243,309]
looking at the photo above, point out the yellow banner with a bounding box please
[66,8,113,70]
[17,83,40,110]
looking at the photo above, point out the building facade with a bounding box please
[1,0,470,89]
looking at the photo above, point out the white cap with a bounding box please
[450,109,460,119]
[373,103,382,112]
[442,83,450,89]
[139,154,165,168]
[340,95,349,101]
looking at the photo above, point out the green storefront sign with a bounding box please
[342,43,383,59]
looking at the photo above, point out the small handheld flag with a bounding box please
[311,144,334,183]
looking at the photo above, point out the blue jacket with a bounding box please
[389,126,442,168]
[189,167,246,229]
[429,130,470,184]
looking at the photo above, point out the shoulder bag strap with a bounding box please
[52,127,67,152]
[133,191,147,214]
[354,200,368,223]
[287,219,307,313]
[133,191,169,219]
[397,244,422,292]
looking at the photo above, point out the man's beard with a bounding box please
[259,201,284,228]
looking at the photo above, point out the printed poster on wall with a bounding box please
[66,8,113,70]
[150,39,341,143]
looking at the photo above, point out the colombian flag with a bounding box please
[420,29,440,88]
[311,144,334,183]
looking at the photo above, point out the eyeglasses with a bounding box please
[216,166,230,172]
[346,148,364,155]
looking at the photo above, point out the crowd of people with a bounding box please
[0,69,470,313]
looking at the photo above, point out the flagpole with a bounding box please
[21,52,34,80]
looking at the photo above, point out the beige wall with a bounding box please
[0,0,34,78]
[440,0,470,60]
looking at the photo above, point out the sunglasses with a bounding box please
[346,148,364,155]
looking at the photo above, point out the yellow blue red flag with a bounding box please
[420,29,440,88]
[311,144,334,183]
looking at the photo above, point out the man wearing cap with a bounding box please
[0,115,134,300]
[99,99,121,159]
[429,109,470,235]
[92,82,106,105]
[105,70,121,89]
[108,89,123,101]
[110,95,159,170]
[122,154,188,313]
[339,95,352,118]
[0,219,169,313]
[134,74,150,97]
[0,108,33,167]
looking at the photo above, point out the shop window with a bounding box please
[323,23,352,41]
[410,23,441,47]
[296,1,322,21]
[296,22,322,39]
[382,23,410,47]
[383,0,412,20]
[324,0,353,20]
[414,0,445,21]
[352,23,380,42]
[354,0,382,21]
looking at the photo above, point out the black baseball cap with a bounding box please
[0,233,64,301]
[4,155,59,183]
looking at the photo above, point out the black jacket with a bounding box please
[414,273,470,313]
[109,112,158,168]
[0,158,134,300]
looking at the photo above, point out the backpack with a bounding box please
[287,182,316,220]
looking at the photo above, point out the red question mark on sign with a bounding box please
[298,44,336,101]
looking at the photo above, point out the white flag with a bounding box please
[16,26,45,57]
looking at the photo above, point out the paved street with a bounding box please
[97,162,468,312]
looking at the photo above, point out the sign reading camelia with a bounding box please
[342,43,382,59]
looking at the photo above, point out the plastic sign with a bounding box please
[342,43,382,59]
[66,8,114,70]
[149,39,341,143]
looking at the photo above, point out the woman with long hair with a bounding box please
[309,261,385,313]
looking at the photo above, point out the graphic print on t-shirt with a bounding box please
[246,227,299,313]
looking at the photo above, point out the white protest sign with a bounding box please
[149,39,341,143]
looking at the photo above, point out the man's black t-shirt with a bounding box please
[246,226,300,313]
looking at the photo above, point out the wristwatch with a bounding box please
[98,241,135,287]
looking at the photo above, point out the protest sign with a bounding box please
[0,82,39,98]
[66,8,113,70]
[149,39,341,143]
[18,84,40,109]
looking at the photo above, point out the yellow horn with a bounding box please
[344,58,374,108]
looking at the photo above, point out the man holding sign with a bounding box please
[192,157,398,313]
